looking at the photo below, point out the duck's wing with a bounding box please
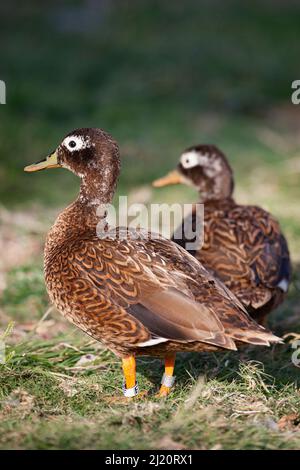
[66,229,281,350]
[185,204,291,310]
[231,206,291,308]
[246,208,291,290]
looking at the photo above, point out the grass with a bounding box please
[1,341,300,449]
[1,335,300,450]
[1,0,300,450]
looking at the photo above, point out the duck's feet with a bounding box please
[104,355,144,404]
[156,384,173,398]
[104,389,148,404]
[156,353,176,398]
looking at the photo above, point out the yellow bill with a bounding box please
[152,169,184,187]
[24,151,61,172]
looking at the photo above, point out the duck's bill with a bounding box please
[24,151,61,172]
[152,169,184,187]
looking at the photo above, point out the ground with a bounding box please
[0,0,300,450]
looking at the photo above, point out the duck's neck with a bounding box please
[45,170,118,260]
[198,163,234,203]
[79,167,117,207]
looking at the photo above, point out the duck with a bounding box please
[153,144,291,326]
[24,130,282,399]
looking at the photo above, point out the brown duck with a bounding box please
[153,144,291,326]
[25,130,281,399]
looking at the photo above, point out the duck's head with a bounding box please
[24,128,120,204]
[153,144,234,201]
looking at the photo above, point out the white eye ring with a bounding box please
[62,135,91,152]
[180,150,208,169]
[180,150,200,168]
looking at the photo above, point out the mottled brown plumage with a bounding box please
[25,131,281,397]
[153,144,291,325]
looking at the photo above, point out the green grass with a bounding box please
[1,265,48,321]
[1,0,300,450]
[1,332,300,449]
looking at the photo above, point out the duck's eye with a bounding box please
[180,151,201,169]
[63,135,90,152]
[66,139,78,151]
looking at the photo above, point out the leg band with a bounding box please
[122,382,139,398]
[161,373,175,388]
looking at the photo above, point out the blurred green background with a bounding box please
[0,0,299,211]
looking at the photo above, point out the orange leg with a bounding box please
[122,355,139,397]
[157,353,176,397]
[103,356,147,403]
